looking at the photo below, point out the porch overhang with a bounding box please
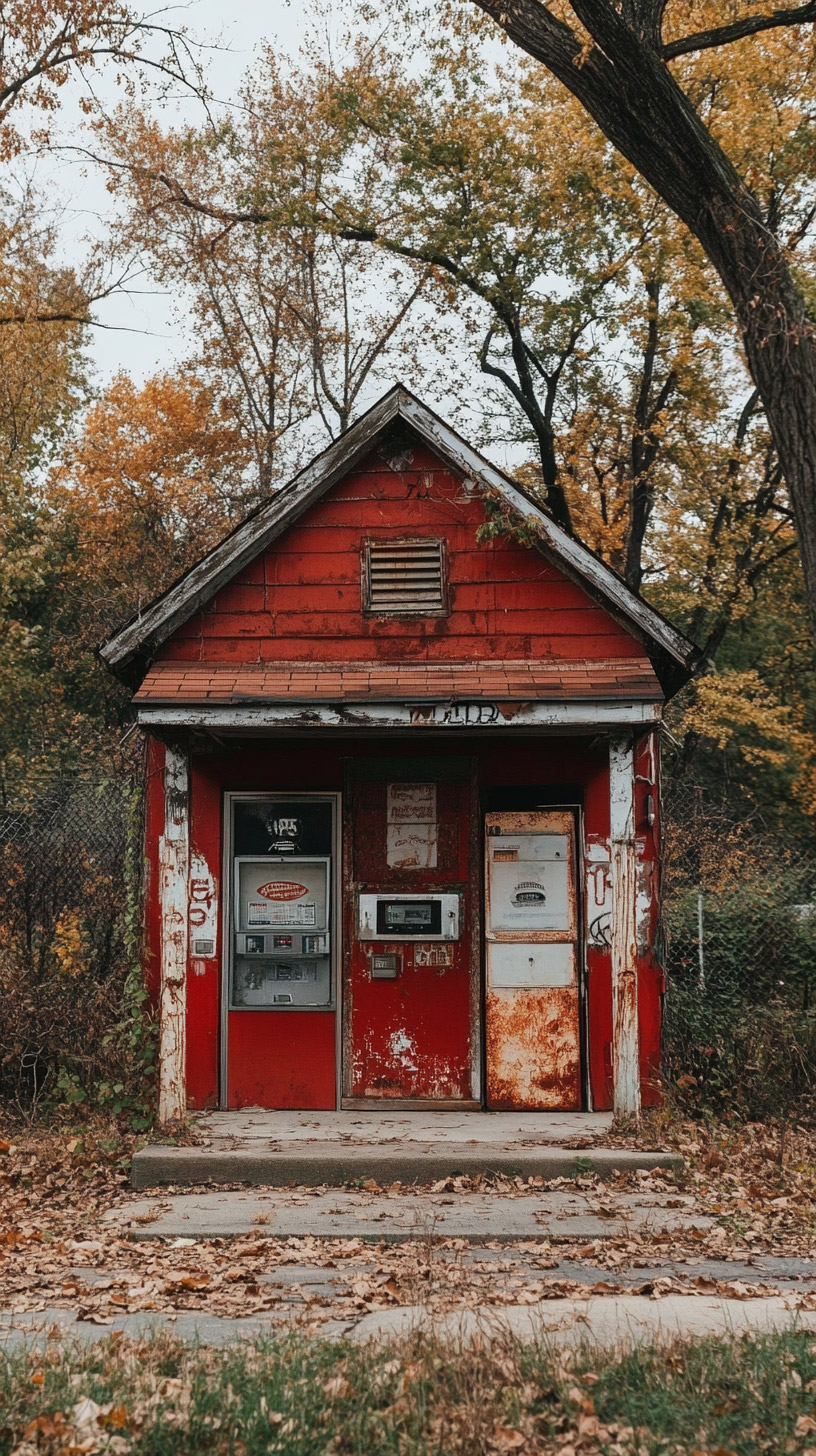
[134,657,663,733]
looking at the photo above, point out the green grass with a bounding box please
[2,1326,816,1453]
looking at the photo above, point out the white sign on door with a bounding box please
[386,783,438,868]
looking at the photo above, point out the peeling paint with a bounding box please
[345,772,474,1103]
[189,852,217,954]
[139,700,663,732]
[387,1028,419,1072]
[485,811,581,1110]
[158,745,189,1127]
[636,856,656,955]
[609,735,640,1119]
[585,836,613,950]
[486,987,581,1110]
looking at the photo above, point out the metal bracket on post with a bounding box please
[158,742,190,1126]
[609,733,641,1120]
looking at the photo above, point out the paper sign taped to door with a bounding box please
[387,823,438,869]
[386,783,436,823]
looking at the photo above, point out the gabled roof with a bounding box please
[100,384,701,697]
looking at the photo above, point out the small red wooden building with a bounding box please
[101,387,699,1123]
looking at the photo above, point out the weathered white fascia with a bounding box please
[137,701,662,732]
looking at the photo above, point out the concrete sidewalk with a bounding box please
[106,1187,709,1242]
[3,1294,814,1353]
[346,1292,816,1348]
[132,1110,681,1189]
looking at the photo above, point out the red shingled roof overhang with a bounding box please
[135,659,663,704]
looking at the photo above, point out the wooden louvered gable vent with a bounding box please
[364,539,447,615]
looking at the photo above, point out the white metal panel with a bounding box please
[488,834,569,862]
[357,892,460,941]
[488,942,576,988]
[487,859,571,934]
[235,857,329,932]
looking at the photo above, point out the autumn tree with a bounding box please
[0,196,90,788]
[0,0,202,157]
[0,0,203,332]
[100,91,444,489]
[293,33,742,578]
[49,370,252,652]
[454,0,816,639]
[0,359,252,785]
[107,25,799,639]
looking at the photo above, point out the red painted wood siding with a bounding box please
[144,440,663,1112]
[154,445,651,670]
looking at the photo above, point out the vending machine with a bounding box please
[227,796,335,1013]
[484,810,582,1110]
[231,858,332,1007]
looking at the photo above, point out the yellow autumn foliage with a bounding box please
[674,670,816,819]
[51,908,88,978]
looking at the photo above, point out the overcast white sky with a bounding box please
[26,0,515,462]
[50,1,309,384]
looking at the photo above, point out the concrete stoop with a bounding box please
[130,1142,681,1191]
[110,1185,705,1242]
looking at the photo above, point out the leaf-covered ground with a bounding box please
[1,1116,816,1329]
[4,1324,816,1455]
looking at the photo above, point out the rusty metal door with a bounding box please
[343,772,476,1105]
[485,810,581,1110]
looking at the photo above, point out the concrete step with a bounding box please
[130,1142,682,1190]
[109,1184,704,1241]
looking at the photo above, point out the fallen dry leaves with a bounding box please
[1,1114,816,1331]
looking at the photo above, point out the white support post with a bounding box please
[158,743,190,1126]
[609,734,641,1120]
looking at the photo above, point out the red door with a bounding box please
[343,770,476,1104]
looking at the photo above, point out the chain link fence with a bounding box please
[661,781,816,1118]
[0,772,140,1110]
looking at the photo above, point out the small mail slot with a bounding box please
[371,953,399,980]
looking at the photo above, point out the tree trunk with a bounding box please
[471,0,816,633]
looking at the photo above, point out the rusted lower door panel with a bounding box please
[345,772,474,1101]
[486,986,581,1109]
[485,810,581,1111]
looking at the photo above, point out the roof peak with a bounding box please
[100,385,701,698]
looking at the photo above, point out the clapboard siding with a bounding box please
[154,446,650,670]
